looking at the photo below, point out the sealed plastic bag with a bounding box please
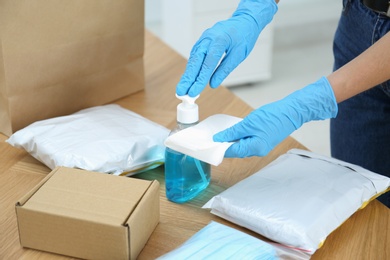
[157,221,309,260]
[203,149,390,254]
[6,104,169,175]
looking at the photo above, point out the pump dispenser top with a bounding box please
[176,94,199,124]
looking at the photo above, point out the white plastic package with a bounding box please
[6,104,169,175]
[157,221,309,260]
[164,114,242,166]
[203,149,390,255]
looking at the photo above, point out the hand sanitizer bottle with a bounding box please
[164,94,211,203]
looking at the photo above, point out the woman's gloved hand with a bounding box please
[176,0,278,97]
[213,77,338,158]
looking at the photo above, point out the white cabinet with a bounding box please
[161,0,274,87]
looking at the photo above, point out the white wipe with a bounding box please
[203,149,390,254]
[6,104,169,175]
[164,114,242,166]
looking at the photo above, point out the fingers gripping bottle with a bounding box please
[164,95,211,203]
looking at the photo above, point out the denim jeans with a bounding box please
[331,0,390,207]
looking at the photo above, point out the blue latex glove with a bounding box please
[213,77,338,158]
[176,0,278,97]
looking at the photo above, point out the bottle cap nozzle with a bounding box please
[176,94,199,124]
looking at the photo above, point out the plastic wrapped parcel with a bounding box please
[7,104,169,175]
[203,149,390,254]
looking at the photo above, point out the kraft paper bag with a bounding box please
[0,0,145,136]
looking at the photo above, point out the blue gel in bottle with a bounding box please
[164,94,211,203]
[165,147,210,203]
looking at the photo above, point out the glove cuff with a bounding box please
[309,76,338,120]
[289,76,338,127]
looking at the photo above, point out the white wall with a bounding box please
[145,0,341,25]
[275,0,340,28]
[145,0,341,49]
[273,0,341,47]
[145,0,162,24]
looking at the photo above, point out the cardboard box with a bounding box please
[15,167,159,260]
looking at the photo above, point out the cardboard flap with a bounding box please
[16,167,59,206]
[21,167,151,225]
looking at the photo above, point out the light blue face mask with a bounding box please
[156,221,277,260]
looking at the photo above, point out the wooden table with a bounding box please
[1,31,389,260]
